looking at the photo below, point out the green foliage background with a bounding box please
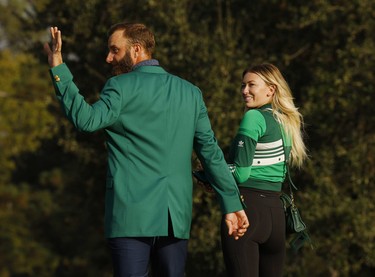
[0,0,374,276]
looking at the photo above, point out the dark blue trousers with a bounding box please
[107,236,188,277]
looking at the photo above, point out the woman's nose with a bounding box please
[242,86,248,94]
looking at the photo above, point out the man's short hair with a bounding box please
[108,22,155,55]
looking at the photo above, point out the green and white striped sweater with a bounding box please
[228,104,291,192]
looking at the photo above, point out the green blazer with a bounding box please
[50,63,243,239]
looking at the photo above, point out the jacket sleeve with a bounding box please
[49,63,122,132]
[193,92,245,214]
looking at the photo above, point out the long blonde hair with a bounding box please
[243,63,307,167]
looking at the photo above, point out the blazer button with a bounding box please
[54,75,61,82]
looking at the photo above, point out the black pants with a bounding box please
[221,188,286,277]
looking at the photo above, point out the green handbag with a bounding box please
[280,127,312,251]
[280,187,306,234]
[280,164,312,251]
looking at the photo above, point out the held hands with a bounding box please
[192,169,249,238]
[43,27,63,67]
[225,210,249,240]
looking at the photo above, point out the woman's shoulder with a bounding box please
[243,108,266,121]
[241,109,267,129]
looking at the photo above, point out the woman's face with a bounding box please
[241,72,274,109]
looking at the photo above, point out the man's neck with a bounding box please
[132,59,159,70]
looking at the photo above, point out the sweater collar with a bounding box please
[259,103,272,110]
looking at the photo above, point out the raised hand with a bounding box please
[43,27,63,67]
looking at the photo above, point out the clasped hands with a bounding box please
[193,170,249,239]
[225,210,249,240]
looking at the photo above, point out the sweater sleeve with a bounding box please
[230,110,266,183]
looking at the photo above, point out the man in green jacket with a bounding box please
[44,22,248,277]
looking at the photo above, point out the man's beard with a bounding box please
[111,50,134,76]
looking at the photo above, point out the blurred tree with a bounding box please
[0,49,61,275]
[275,1,375,276]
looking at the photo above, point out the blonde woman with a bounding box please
[221,63,307,277]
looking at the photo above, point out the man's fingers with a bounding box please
[225,219,234,236]
[241,219,250,229]
[49,27,62,52]
[51,27,59,37]
[55,30,62,52]
[237,211,249,228]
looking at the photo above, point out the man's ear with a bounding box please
[132,44,141,59]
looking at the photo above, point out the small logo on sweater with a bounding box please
[238,141,244,147]
[228,164,236,173]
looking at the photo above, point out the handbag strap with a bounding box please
[280,125,314,250]
[286,161,296,206]
[279,125,298,202]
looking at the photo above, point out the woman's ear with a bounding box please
[267,84,276,97]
